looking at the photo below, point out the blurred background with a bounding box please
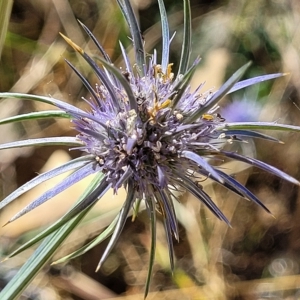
[1,0,300,299]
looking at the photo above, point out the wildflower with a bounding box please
[0,0,300,298]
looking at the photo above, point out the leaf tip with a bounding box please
[174,233,179,242]
[0,257,8,263]
[2,220,10,227]
[95,262,102,273]
[144,289,150,300]
[291,179,300,186]
[246,61,252,67]
[77,19,83,26]
[59,33,84,55]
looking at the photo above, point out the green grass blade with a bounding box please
[0,155,93,211]
[5,174,107,259]
[60,33,138,112]
[144,194,157,299]
[228,73,286,94]
[6,164,97,225]
[0,137,82,150]
[94,56,138,111]
[0,92,83,112]
[220,150,300,186]
[219,129,283,143]
[216,122,300,132]
[0,173,103,300]
[96,179,135,271]
[52,213,119,264]
[178,0,192,75]
[117,0,145,75]
[158,0,170,73]
[0,111,71,125]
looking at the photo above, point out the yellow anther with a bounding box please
[201,114,214,121]
[160,99,171,109]
[154,65,163,78]
[148,98,172,120]
[166,63,174,80]
[154,64,174,82]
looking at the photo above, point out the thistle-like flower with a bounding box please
[1,0,300,298]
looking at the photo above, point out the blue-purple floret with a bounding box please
[66,49,227,202]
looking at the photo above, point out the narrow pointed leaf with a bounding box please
[132,197,143,221]
[158,189,178,240]
[220,150,300,185]
[60,33,120,111]
[52,213,119,264]
[0,173,104,300]
[119,41,133,74]
[156,189,176,270]
[116,0,129,26]
[144,193,156,299]
[187,62,252,122]
[56,104,110,132]
[93,54,138,111]
[181,150,224,183]
[5,174,108,259]
[6,163,97,225]
[116,0,145,75]
[0,137,82,150]
[96,179,135,271]
[62,179,111,222]
[219,129,283,143]
[0,92,84,113]
[228,73,286,94]
[198,168,245,199]
[173,171,230,225]
[163,216,175,272]
[64,59,101,106]
[77,20,112,63]
[158,0,170,73]
[0,155,94,211]
[216,169,271,213]
[0,110,70,125]
[178,0,192,75]
[216,122,300,132]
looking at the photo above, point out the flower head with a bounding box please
[1,0,300,298]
